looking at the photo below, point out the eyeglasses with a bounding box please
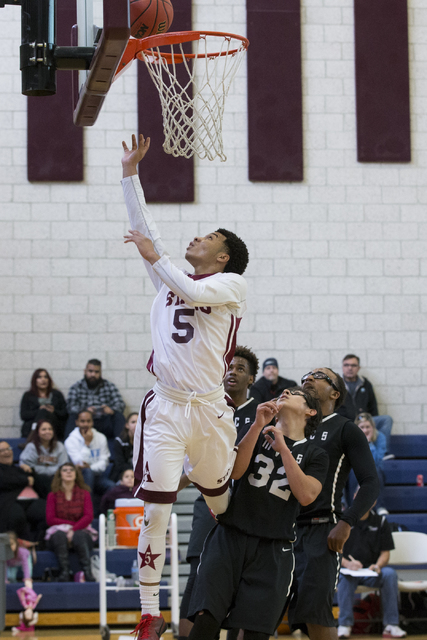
[301,371,339,392]
[0,447,13,454]
[288,389,309,401]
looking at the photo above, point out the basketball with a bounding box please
[130,0,174,39]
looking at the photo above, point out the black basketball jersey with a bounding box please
[218,429,329,541]
[297,413,379,527]
[234,396,258,434]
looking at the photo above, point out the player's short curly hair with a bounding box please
[216,228,249,275]
[234,345,259,380]
[324,367,347,410]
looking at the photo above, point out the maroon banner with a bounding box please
[27,0,83,181]
[138,0,194,202]
[247,0,303,181]
[354,0,411,162]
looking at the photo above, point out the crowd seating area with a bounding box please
[4,434,427,628]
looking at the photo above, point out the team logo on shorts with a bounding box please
[142,462,153,484]
[139,544,161,570]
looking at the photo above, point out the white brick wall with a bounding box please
[0,0,426,436]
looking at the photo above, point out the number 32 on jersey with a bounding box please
[248,453,292,501]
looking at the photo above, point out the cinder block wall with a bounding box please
[0,0,425,436]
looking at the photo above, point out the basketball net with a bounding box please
[137,32,249,162]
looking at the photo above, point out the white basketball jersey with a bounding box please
[122,176,247,393]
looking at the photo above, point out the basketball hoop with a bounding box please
[118,31,249,161]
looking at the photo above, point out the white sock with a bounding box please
[138,502,172,615]
[139,583,161,616]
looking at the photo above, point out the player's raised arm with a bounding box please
[121,134,169,290]
[231,402,278,479]
[122,133,151,177]
[263,426,328,506]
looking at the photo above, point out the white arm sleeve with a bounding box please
[152,255,247,308]
[121,174,169,292]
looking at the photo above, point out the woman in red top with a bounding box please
[46,462,95,582]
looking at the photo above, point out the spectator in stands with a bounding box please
[249,357,296,404]
[65,359,126,439]
[19,420,69,499]
[20,369,68,440]
[337,504,406,639]
[110,412,138,482]
[45,462,96,582]
[0,441,46,543]
[64,411,114,497]
[100,469,135,514]
[346,413,388,515]
[339,354,393,456]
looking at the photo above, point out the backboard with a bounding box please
[73,0,130,126]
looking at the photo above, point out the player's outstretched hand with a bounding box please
[122,134,151,177]
[124,229,160,265]
[253,401,278,429]
[263,424,287,454]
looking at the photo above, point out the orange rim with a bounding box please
[135,30,249,64]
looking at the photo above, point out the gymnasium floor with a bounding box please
[1,632,427,640]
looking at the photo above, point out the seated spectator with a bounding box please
[358,413,388,513]
[337,504,406,639]
[20,369,68,440]
[0,442,46,543]
[346,413,387,515]
[110,412,138,482]
[65,359,126,439]
[249,357,296,404]
[45,462,96,582]
[339,354,393,456]
[100,469,134,514]
[19,420,69,499]
[64,410,114,497]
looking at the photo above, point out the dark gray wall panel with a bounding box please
[354,0,411,163]
[247,0,303,182]
[28,0,83,182]
[137,0,194,202]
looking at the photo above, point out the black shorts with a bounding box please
[188,524,294,635]
[288,523,341,630]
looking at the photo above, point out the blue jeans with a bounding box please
[81,468,115,495]
[337,567,400,626]
[372,415,393,453]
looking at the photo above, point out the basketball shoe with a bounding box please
[133,613,167,639]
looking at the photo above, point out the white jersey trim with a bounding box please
[330,453,346,522]
[322,412,337,423]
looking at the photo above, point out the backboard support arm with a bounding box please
[1,0,130,125]
[73,0,130,126]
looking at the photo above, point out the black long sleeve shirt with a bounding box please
[297,413,379,528]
